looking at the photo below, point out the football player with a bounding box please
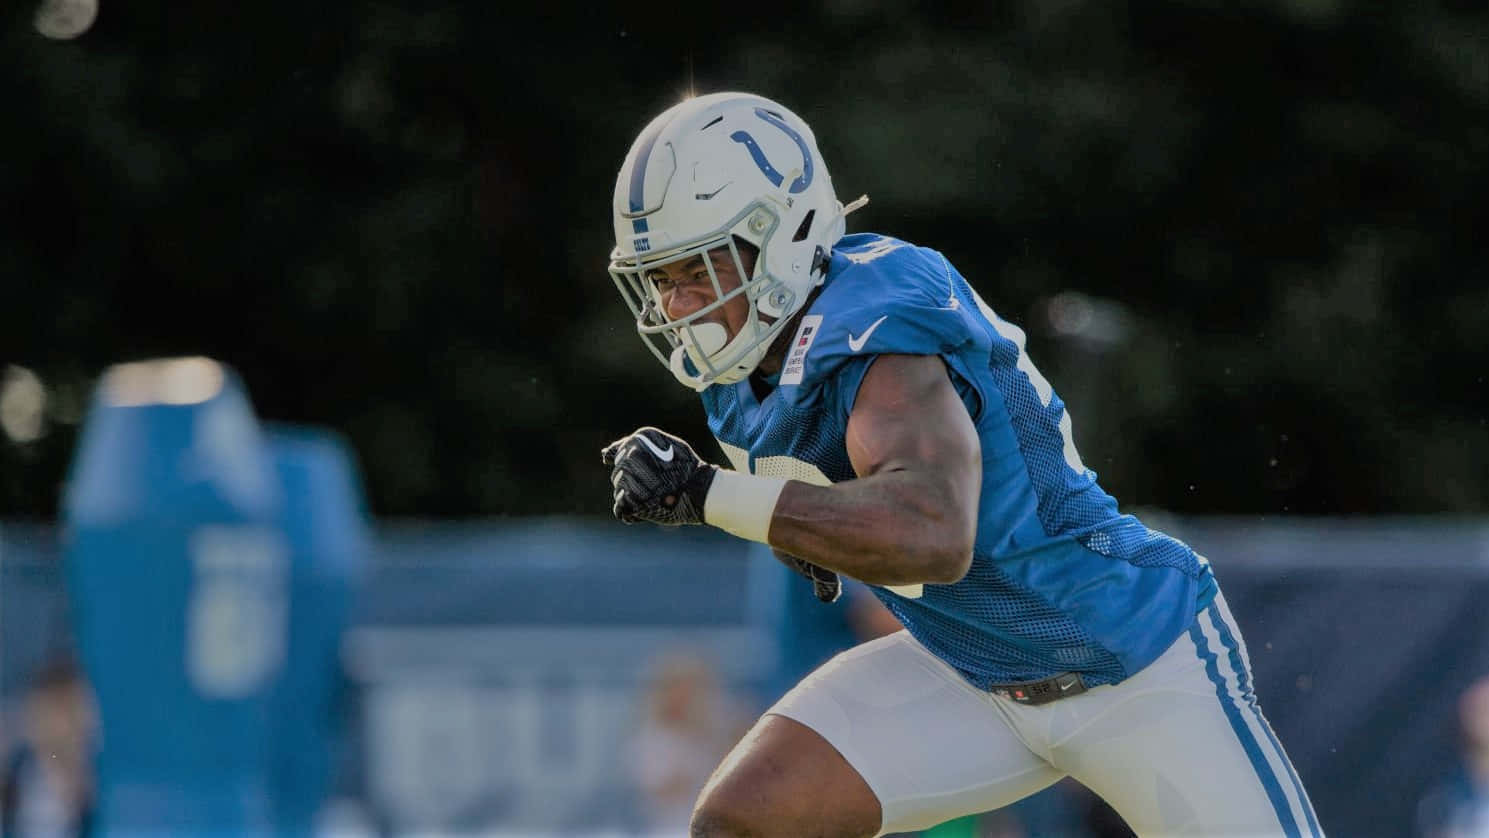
[603,92,1320,837]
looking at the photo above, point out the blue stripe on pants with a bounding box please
[1208,603,1322,836]
[1188,619,1301,837]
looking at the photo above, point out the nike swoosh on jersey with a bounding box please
[637,434,675,462]
[847,315,889,352]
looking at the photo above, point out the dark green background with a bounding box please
[3,0,1486,518]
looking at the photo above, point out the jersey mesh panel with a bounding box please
[869,318,1198,687]
[707,388,860,483]
[874,560,1128,688]
[704,305,1199,687]
[710,371,1188,686]
[985,330,1200,574]
[712,382,1134,687]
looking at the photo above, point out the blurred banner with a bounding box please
[4,516,1488,837]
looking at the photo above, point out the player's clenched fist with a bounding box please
[601,427,717,526]
[602,428,843,603]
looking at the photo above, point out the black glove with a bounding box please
[601,427,718,526]
[772,548,842,603]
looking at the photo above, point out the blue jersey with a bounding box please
[701,233,1216,688]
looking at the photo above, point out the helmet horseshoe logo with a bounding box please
[729,108,815,194]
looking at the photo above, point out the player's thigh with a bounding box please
[753,630,1064,836]
[1056,597,1320,837]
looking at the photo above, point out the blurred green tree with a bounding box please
[2,0,1485,517]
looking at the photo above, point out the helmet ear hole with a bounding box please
[791,209,816,243]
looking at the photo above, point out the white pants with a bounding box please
[767,592,1321,837]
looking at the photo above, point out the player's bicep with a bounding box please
[844,354,981,488]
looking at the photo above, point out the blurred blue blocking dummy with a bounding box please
[62,357,367,836]
[261,421,369,838]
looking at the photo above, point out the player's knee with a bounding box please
[690,715,881,837]
[688,804,751,838]
[689,781,761,838]
[692,785,873,838]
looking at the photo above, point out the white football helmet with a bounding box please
[608,92,859,390]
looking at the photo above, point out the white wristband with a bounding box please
[704,470,788,544]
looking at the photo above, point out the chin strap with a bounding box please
[669,344,712,392]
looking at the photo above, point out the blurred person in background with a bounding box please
[1418,675,1489,838]
[0,656,96,838]
[601,92,1318,836]
[630,653,749,838]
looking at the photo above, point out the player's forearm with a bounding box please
[765,471,974,586]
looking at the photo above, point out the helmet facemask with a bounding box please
[609,201,803,391]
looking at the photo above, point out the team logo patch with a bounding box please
[779,315,823,386]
